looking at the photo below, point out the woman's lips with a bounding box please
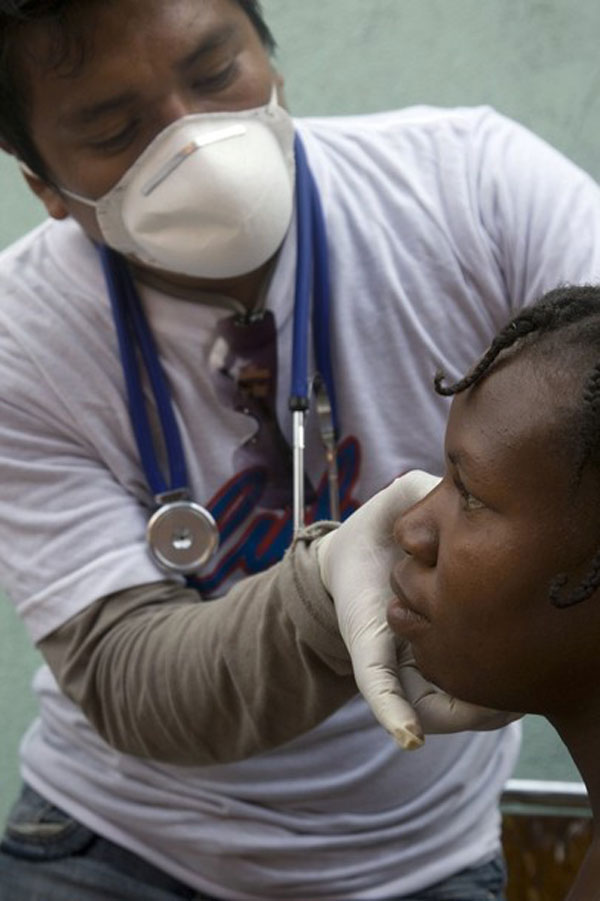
[387,573,430,638]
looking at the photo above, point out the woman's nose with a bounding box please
[393,499,438,567]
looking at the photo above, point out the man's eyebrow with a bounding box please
[59,92,138,129]
[176,22,239,72]
[58,24,240,130]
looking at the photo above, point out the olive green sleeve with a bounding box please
[38,524,357,765]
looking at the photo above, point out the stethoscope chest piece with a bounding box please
[147,500,219,574]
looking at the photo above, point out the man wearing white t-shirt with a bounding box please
[0,1,599,899]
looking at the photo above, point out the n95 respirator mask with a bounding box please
[61,87,296,279]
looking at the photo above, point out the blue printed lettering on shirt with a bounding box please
[189,436,361,595]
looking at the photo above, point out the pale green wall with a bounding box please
[0,0,593,822]
[266,0,600,182]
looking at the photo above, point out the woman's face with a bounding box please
[388,354,600,715]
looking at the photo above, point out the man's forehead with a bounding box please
[56,23,239,130]
[21,1,243,127]
[20,0,238,80]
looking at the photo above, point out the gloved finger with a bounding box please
[354,470,442,545]
[414,691,521,734]
[349,627,425,750]
[318,471,441,592]
[361,675,426,750]
[398,660,522,733]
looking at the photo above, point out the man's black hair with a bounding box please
[435,284,600,609]
[0,0,276,182]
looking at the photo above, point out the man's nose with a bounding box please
[156,94,197,129]
[156,87,228,129]
[393,499,438,567]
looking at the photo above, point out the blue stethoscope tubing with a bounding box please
[98,132,338,568]
[100,245,188,498]
[289,133,338,533]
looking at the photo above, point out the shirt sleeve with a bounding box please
[38,524,357,766]
[467,108,600,306]
[0,394,170,641]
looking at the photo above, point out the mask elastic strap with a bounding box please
[18,161,36,178]
[58,183,97,207]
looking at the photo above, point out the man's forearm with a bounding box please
[38,525,356,765]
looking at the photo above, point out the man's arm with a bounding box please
[39,523,357,766]
[39,472,516,766]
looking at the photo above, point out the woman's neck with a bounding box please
[564,841,600,901]
[554,712,600,813]
[551,712,600,900]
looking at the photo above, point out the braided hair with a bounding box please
[435,284,600,608]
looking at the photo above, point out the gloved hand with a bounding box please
[317,470,517,750]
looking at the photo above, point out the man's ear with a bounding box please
[272,68,287,108]
[19,164,69,220]
[0,141,69,220]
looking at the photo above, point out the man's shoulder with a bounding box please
[0,217,99,302]
[295,104,505,144]
[0,217,53,270]
[0,217,107,388]
[294,105,524,188]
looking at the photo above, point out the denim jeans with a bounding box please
[399,857,506,900]
[0,784,506,901]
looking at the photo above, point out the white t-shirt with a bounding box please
[1,106,599,899]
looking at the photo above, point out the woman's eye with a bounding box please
[462,491,484,511]
[454,477,484,511]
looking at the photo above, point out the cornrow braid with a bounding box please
[579,362,600,475]
[435,284,600,609]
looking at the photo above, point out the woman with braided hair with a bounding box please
[389,284,600,900]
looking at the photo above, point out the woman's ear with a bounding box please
[18,164,69,220]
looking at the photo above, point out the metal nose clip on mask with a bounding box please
[98,132,339,576]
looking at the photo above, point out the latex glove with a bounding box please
[317,470,517,750]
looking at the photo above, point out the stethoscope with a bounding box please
[98,134,340,576]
